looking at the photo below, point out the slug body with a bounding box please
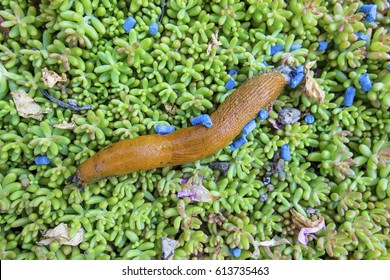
[69,72,288,186]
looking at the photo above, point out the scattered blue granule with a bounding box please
[35,156,50,165]
[270,44,284,55]
[228,69,238,76]
[229,247,241,258]
[359,4,377,23]
[155,124,175,135]
[242,119,256,135]
[318,42,328,51]
[123,16,136,33]
[291,44,302,51]
[343,87,356,107]
[149,22,158,35]
[356,32,370,42]
[304,114,315,124]
[289,65,305,88]
[257,109,269,120]
[190,114,213,128]
[359,73,373,92]
[280,144,291,161]
[295,65,304,74]
[225,77,236,90]
[262,61,268,66]
[290,72,305,88]
[387,64,390,71]
[230,136,248,152]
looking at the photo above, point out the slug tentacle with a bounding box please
[69,72,288,187]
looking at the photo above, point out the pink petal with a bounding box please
[177,190,195,200]
[297,220,326,245]
[178,174,218,202]
[180,178,189,184]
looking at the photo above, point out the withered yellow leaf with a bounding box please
[53,121,76,130]
[304,61,325,103]
[11,90,51,121]
[42,67,67,88]
[291,208,324,229]
[37,223,85,246]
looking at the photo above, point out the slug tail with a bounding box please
[69,134,174,186]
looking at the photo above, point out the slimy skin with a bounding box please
[68,72,288,186]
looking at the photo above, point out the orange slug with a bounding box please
[67,71,289,187]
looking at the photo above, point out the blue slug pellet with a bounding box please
[296,65,304,74]
[123,17,136,33]
[242,119,256,135]
[359,4,377,23]
[225,78,236,90]
[262,61,268,66]
[343,87,356,107]
[318,42,328,51]
[356,32,370,42]
[304,114,315,124]
[281,144,291,161]
[155,124,175,135]
[149,22,159,35]
[291,44,302,51]
[359,73,373,92]
[190,114,213,128]
[229,247,242,258]
[289,65,305,88]
[230,136,248,152]
[228,69,238,76]
[257,109,269,120]
[270,44,284,55]
[35,156,51,165]
[290,73,305,88]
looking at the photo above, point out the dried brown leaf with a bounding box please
[42,67,67,88]
[53,121,76,130]
[11,90,51,121]
[164,102,178,116]
[178,174,220,202]
[304,61,325,103]
[206,30,222,55]
[37,223,85,246]
[251,236,291,259]
[291,209,324,229]
[291,209,326,245]
[254,236,291,247]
